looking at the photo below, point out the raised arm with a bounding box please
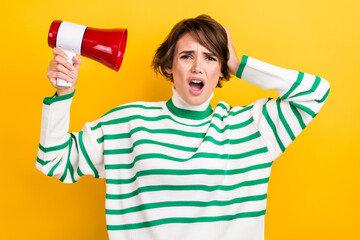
[225,28,330,161]
[36,49,105,183]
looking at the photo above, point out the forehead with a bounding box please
[174,33,212,54]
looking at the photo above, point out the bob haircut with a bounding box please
[152,15,230,88]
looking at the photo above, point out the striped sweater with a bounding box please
[36,55,330,240]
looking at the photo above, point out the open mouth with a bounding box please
[189,79,204,91]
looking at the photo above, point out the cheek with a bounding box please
[209,66,222,84]
[172,64,189,83]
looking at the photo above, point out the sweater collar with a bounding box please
[166,87,213,120]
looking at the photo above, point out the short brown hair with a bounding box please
[152,15,230,87]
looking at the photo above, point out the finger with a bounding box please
[72,56,82,71]
[48,70,74,84]
[56,72,74,84]
[223,27,231,39]
[49,58,60,70]
[47,69,60,88]
[225,30,233,47]
[55,55,76,72]
[56,63,77,79]
[49,77,58,88]
[48,72,71,89]
[53,47,68,59]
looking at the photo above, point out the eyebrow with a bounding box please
[179,50,216,57]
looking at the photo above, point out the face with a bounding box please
[166,33,223,106]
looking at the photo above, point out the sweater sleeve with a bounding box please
[237,55,330,161]
[36,91,105,183]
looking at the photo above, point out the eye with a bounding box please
[180,55,192,59]
[206,56,217,61]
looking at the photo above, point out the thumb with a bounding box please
[73,56,82,71]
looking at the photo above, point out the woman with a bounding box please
[37,15,330,240]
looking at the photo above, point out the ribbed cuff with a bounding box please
[43,90,75,105]
[236,55,248,79]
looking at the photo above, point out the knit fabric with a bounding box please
[36,55,330,240]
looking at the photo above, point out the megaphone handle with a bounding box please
[56,49,76,88]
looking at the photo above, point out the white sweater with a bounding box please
[37,55,330,240]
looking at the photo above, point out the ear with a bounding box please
[165,67,172,74]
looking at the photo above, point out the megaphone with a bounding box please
[48,20,127,87]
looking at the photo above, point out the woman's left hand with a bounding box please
[224,27,241,76]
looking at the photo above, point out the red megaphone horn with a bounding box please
[48,20,128,87]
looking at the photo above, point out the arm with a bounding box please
[225,28,330,161]
[36,49,105,183]
[239,55,330,160]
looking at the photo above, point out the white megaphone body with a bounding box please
[48,20,128,87]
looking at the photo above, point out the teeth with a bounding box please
[191,80,202,83]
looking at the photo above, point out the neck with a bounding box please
[171,86,213,111]
[165,86,214,120]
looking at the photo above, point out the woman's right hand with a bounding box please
[47,48,82,96]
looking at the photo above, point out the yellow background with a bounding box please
[1,0,359,239]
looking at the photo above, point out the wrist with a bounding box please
[56,88,75,97]
[228,58,241,76]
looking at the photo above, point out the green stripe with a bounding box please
[209,117,253,133]
[212,105,253,121]
[91,115,211,131]
[104,131,262,155]
[104,139,198,155]
[63,135,76,182]
[290,104,306,130]
[60,137,76,182]
[262,99,285,152]
[43,91,75,105]
[77,167,84,177]
[217,103,231,111]
[97,117,254,144]
[70,133,79,152]
[39,137,71,153]
[290,102,316,118]
[95,106,254,144]
[48,159,61,177]
[97,127,206,143]
[106,177,269,200]
[79,131,99,178]
[100,129,259,147]
[229,105,253,117]
[315,88,330,103]
[106,194,267,215]
[98,103,251,133]
[276,99,295,141]
[281,72,304,99]
[106,161,272,185]
[166,98,213,120]
[39,137,74,179]
[107,210,266,231]
[105,147,268,169]
[102,104,163,118]
[203,131,261,146]
[69,133,83,177]
[289,76,321,99]
[236,55,248,79]
[36,157,50,166]
[313,76,321,90]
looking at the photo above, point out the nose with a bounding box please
[191,57,203,74]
